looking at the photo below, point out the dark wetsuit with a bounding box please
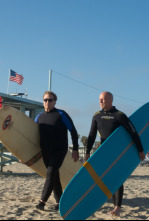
[87,106,144,207]
[35,108,79,203]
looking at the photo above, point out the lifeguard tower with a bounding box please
[0,92,44,172]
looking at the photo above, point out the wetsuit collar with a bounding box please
[44,107,56,114]
[102,106,116,114]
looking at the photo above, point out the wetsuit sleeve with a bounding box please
[35,114,40,124]
[86,116,97,154]
[60,111,79,151]
[118,112,144,153]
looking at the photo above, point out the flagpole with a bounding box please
[7,69,11,94]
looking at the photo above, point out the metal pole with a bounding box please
[49,70,52,91]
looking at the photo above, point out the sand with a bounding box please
[0,163,148,220]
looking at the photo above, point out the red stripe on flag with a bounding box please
[10,73,24,85]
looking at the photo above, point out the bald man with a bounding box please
[86,92,145,217]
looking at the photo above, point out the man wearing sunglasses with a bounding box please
[35,91,79,211]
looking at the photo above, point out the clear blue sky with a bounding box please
[0,0,149,142]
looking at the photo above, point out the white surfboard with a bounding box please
[0,106,82,189]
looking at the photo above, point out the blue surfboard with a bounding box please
[60,103,149,220]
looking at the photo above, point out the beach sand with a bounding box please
[0,163,148,220]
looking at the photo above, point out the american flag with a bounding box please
[9,70,24,85]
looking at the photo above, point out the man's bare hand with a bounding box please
[139,152,145,161]
[72,150,79,162]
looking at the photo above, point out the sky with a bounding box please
[0,0,149,144]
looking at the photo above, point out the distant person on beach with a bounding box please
[85,91,145,217]
[146,153,149,160]
[0,97,3,108]
[35,91,79,211]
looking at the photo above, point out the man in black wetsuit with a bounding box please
[85,91,145,217]
[35,91,79,211]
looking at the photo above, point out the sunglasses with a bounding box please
[44,99,55,102]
